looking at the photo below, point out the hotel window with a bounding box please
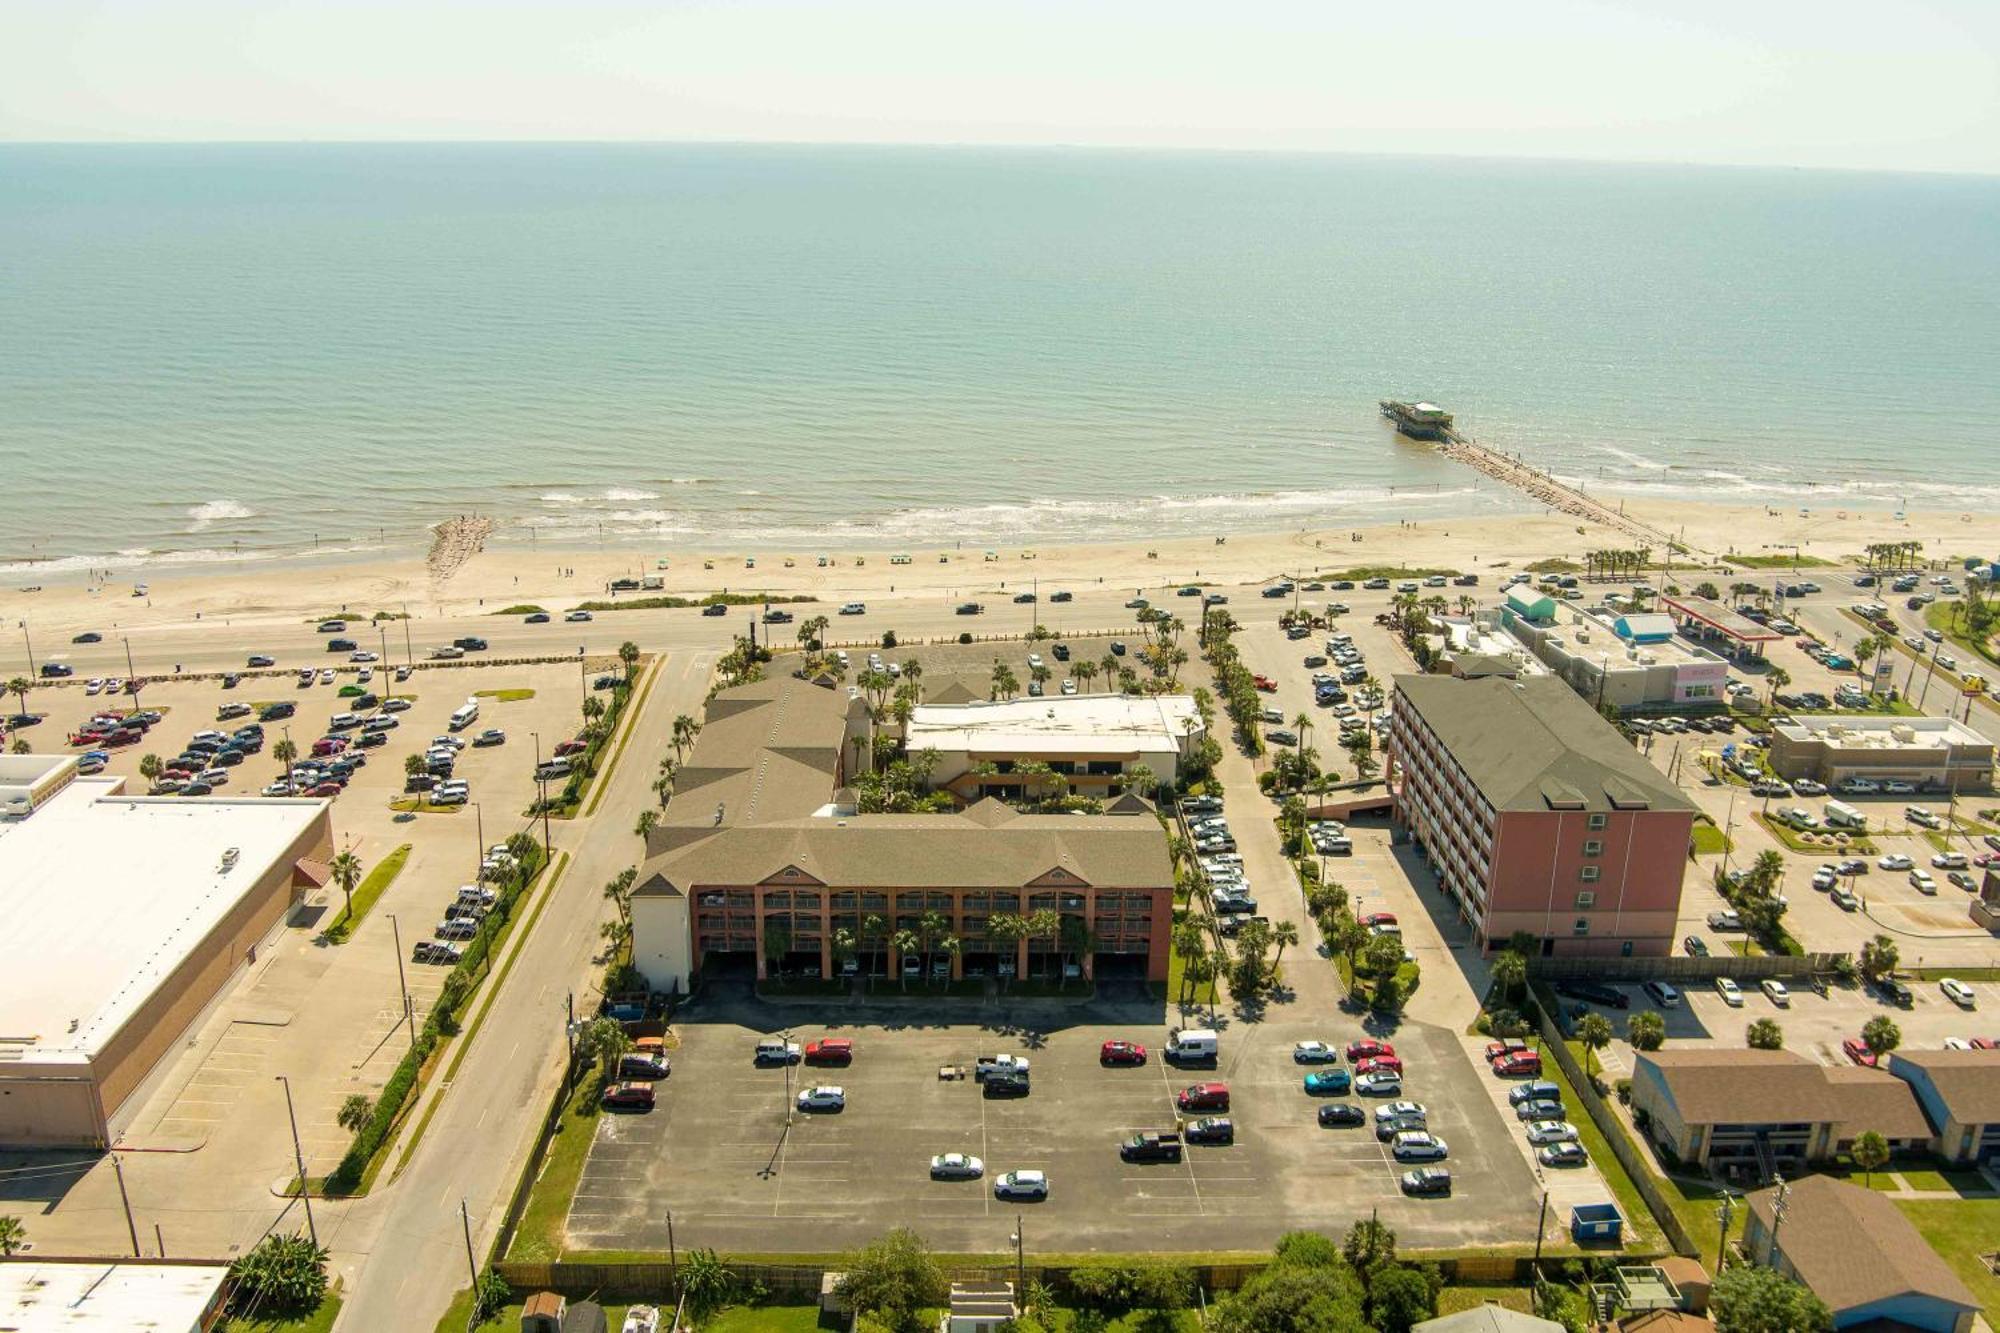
[1575,891,1596,909]
[1583,839,1603,857]
[1579,866,1600,883]
[1573,918,1591,935]
[1587,813,1608,830]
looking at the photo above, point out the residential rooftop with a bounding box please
[1747,1174,1977,1317]
[0,776,329,1064]
[1889,1048,2000,1123]
[1393,674,1694,815]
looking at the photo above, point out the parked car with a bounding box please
[1391,1131,1449,1162]
[1539,1142,1589,1168]
[1401,1166,1452,1196]
[796,1086,846,1112]
[601,1081,654,1111]
[929,1153,984,1180]
[1099,1040,1147,1066]
[1317,1103,1366,1128]
[804,1038,854,1065]
[993,1170,1048,1200]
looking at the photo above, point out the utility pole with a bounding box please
[388,914,417,1048]
[1010,1214,1026,1306]
[460,1199,479,1288]
[274,1075,317,1244]
[1532,1185,1550,1270]
[1716,1192,1738,1273]
[667,1209,678,1297]
[1765,1173,1791,1265]
[110,1153,140,1257]
[18,619,35,677]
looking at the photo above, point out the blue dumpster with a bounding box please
[1570,1202,1623,1244]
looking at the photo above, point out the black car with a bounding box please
[1401,1167,1452,1197]
[982,1073,1030,1098]
[1682,934,1709,957]
[247,654,276,667]
[1330,580,1355,590]
[1874,975,1914,1007]
[1317,1103,1366,1127]
[1052,643,1070,661]
[211,749,245,767]
[221,672,241,688]
[1553,980,1630,1010]
[701,603,728,617]
[525,612,551,623]
[72,631,102,643]
[761,610,793,624]
[1012,593,1036,603]
[327,638,356,653]
[454,636,488,651]
[1376,1114,1427,1141]
[39,662,73,678]
[1109,640,1126,655]
[356,730,388,748]
[260,701,296,721]
[180,781,214,796]
[1049,591,1073,602]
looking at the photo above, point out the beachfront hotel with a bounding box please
[631,677,1175,991]
[1387,675,1695,957]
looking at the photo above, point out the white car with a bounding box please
[1525,1120,1579,1145]
[317,668,336,684]
[1715,977,1744,1007]
[1883,780,1916,795]
[84,677,104,695]
[993,1169,1049,1200]
[1026,653,1044,670]
[1843,778,1883,794]
[796,1086,846,1112]
[349,649,379,662]
[1760,979,1790,1007]
[1940,978,1977,1009]
[1292,1041,1339,1063]
[1936,654,1958,672]
[839,603,866,615]
[1909,870,1937,895]
[1933,851,1969,870]
[1793,779,1827,796]
[1390,1131,1448,1161]
[1060,679,1077,695]
[565,610,593,622]
[1355,1071,1403,1096]
[929,1153,984,1180]
[1878,853,1914,871]
[1374,1100,1427,1122]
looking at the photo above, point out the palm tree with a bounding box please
[272,738,298,787]
[938,934,962,983]
[987,912,1029,990]
[919,910,948,984]
[0,1216,28,1257]
[138,752,163,784]
[401,751,425,807]
[798,615,829,651]
[328,847,364,924]
[1099,652,1119,692]
[1577,1011,1614,1080]
[1851,1130,1890,1187]
[4,676,29,723]
[618,640,641,681]
[1489,948,1528,1002]
[1026,908,1062,980]
[337,1093,374,1134]
[1764,665,1791,708]
[634,809,658,840]
[890,929,919,990]
[1073,659,1098,693]
[831,926,857,980]
[862,913,887,978]
[671,713,700,762]
[581,693,606,734]
[989,661,1019,700]
[1271,921,1299,972]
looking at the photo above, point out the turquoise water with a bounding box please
[2,144,1996,571]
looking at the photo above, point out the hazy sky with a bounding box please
[5,0,1998,173]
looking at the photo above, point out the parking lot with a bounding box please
[568,991,1541,1254]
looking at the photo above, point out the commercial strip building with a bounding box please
[1740,1175,1979,1333]
[1496,600,1730,714]
[1387,675,1695,957]
[0,758,333,1148]
[632,678,1176,990]
[0,1261,232,1331]
[906,693,1204,797]
[1766,714,1994,793]
[1630,1048,1987,1172]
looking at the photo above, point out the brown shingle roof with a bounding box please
[1822,1066,1934,1141]
[1890,1048,2000,1125]
[1618,1314,1714,1333]
[1393,675,1693,814]
[1636,1050,1842,1125]
[1747,1175,1976,1316]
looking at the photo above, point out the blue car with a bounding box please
[1303,1069,1352,1095]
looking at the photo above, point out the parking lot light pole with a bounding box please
[666,1210,678,1296]
[387,914,416,1048]
[783,1029,796,1126]
[18,619,35,677]
[1009,1216,1025,1304]
[274,1075,317,1244]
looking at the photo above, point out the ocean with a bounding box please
[2,144,1996,572]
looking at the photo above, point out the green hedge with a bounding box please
[325,837,548,1194]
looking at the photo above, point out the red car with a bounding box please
[1484,1038,1530,1063]
[804,1038,853,1065]
[1363,912,1398,929]
[1176,1082,1230,1112]
[1357,1055,1404,1077]
[307,781,342,798]
[310,736,347,757]
[601,1081,655,1111]
[1493,1051,1542,1077]
[1972,1038,1997,1051]
[1099,1040,1148,1066]
[1347,1039,1395,1063]
[1253,675,1278,693]
[554,738,589,757]
[1842,1037,1878,1067]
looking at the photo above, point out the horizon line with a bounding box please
[1,137,1995,181]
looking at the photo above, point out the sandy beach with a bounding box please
[9,496,1997,641]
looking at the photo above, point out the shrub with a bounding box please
[228,1232,329,1317]
[958,632,973,645]
[1615,1078,1633,1104]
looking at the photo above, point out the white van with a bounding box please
[1823,800,1866,830]
[1165,1028,1219,1063]
[449,700,479,731]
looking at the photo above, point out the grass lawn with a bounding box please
[703,1308,826,1332]
[324,843,410,943]
[220,1287,342,1332]
[1751,812,1874,856]
[1690,822,1731,855]
[1896,1167,1996,1193]
[1924,602,2000,668]
[1537,1042,1667,1253]
[1168,937,1217,1005]
[505,1074,603,1263]
[389,797,463,814]
[1436,1287,1535,1316]
[474,687,537,702]
[1727,553,1836,569]
[1898,1198,2000,1327]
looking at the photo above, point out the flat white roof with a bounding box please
[0,1261,229,1330]
[908,694,1202,757]
[0,774,327,1066]
[1773,714,1990,751]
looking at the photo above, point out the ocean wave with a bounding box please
[186,499,256,531]
[0,541,380,577]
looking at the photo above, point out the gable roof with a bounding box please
[1635,1050,1842,1125]
[1748,1174,1976,1316]
[1415,1308,1564,1333]
[1392,675,1692,814]
[1889,1048,2000,1124]
[1822,1066,1934,1140]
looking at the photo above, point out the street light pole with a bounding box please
[387,914,417,1048]
[274,1075,317,1244]
[1010,1214,1026,1304]
[18,619,35,677]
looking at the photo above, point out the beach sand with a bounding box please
[10,498,1997,636]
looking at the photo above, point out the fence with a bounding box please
[1530,987,1701,1259]
[1527,952,1846,984]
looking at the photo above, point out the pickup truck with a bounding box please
[974,1054,1030,1081]
[1119,1131,1184,1163]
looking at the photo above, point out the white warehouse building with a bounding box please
[905,693,1205,800]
